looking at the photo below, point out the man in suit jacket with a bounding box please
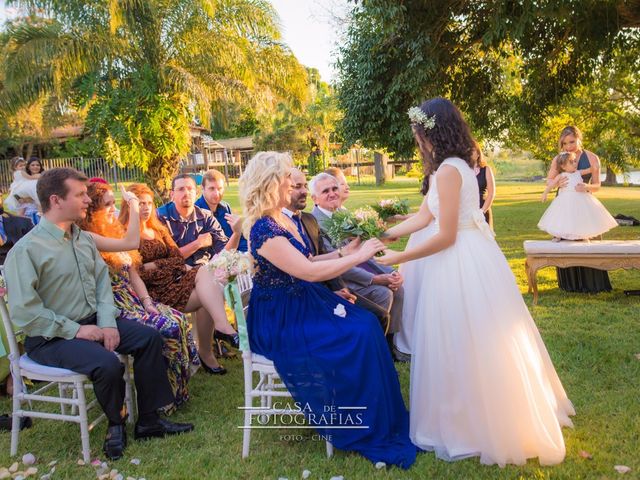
[309,173,404,336]
[283,169,391,333]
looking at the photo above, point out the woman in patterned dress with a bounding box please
[79,181,199,408]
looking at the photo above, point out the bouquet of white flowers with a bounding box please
[322,206,386,247]
[371,198,410,221]
[205,250,252,285]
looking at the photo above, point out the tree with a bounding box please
[337,0,640,158]
[509,34,640,180]
[254,68,342,173]
[1,0,307,197]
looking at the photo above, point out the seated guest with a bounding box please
[324,166,350,207]
[120,184,239,375]
[310,173,405,338]
[240,151,416,468]
[284,168,390,332]
[0,199,34,266]
[195,169,247,252]
[157,174,240,266]
[4,168,193,461]
[79,181,199,409]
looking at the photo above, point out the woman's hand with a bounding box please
[142,297,159,314]
[376,249,403,267]
[575,183,588,192]
[143,261,157,271]
[380,231,399,244]
[342,237,362,256]
[357,238,385,261]
[120,185,139,208]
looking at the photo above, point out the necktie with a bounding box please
[291,214,313,252]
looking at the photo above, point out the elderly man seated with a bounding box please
[4,168,193,461]
[310,172,405,348]
[283,168,390,332]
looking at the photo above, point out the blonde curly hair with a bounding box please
[239,151,293,238]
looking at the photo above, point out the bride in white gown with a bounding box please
[379,98,575,467]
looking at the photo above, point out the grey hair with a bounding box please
[309,172,338,197]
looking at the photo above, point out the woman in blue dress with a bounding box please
[239,152,417,469]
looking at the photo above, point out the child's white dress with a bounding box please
[538,171,618,240]
[4,171,39,213]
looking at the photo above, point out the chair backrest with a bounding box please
[0,296,23,377]
[229,274,253,353]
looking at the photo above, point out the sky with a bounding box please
[0,0,348,83]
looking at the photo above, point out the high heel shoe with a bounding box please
[200,358,227,375]
[215,330,240,349]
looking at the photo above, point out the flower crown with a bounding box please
[407,106,436,130]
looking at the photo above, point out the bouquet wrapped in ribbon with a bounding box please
[204,249,252,285]
[322,206,386,247]
[371,198,410,221]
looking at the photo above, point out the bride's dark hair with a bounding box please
[411,97,476,172]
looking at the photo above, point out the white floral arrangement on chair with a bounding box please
[205,250,252,285]
[408,106,436,130]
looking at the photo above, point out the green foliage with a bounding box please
[254,68,341,167]
[371,198,409,221]
[0,0,308,196]
[321,206,386,246]
[507,33,640,176]
[337,1,638,159]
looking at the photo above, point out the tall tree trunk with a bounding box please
[25,142,34,160]
[148,154,182,201]
[603,165,618,185]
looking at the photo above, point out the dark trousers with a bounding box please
[25,316,174,425]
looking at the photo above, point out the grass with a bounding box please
[1,178,640,479]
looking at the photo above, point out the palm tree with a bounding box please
[1,0,307,196]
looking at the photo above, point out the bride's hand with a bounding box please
[380,231,399,244]
[376,249,402,266]
[358,238,385,261]
[342,237,362,256]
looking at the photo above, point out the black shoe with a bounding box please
[134,418,194,441]
[103,424,127,460]
[200,358,227,375]
[0,414,32,431]
[215,331,240,349]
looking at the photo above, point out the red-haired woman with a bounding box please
[79,181,199,409]
[119,184,237,375]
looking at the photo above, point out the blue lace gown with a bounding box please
[247,216,417,469]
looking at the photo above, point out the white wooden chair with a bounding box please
[0,298,135,462]
[230,274,333,459]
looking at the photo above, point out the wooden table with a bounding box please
[523,240,640,304]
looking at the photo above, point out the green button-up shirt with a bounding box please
[4,217,119,339]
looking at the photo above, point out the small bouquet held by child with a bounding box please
[371,198,410,222]
[322,206,386,247]
[538,151,618,241]
[204,250,252,285]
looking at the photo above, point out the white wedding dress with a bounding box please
[395,219,436,355]
[409,157,575,466]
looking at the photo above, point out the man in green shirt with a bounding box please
[5,168,194,460]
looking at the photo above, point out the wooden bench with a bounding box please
[523,240,640,304]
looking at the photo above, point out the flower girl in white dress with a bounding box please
[539,151,618,241]
[378,98,575,467]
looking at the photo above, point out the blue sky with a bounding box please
[0,0,348,82]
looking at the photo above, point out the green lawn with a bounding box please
[1,179,639,480]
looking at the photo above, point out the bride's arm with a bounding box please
[384,196,434,239]
[378,166,461,265]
